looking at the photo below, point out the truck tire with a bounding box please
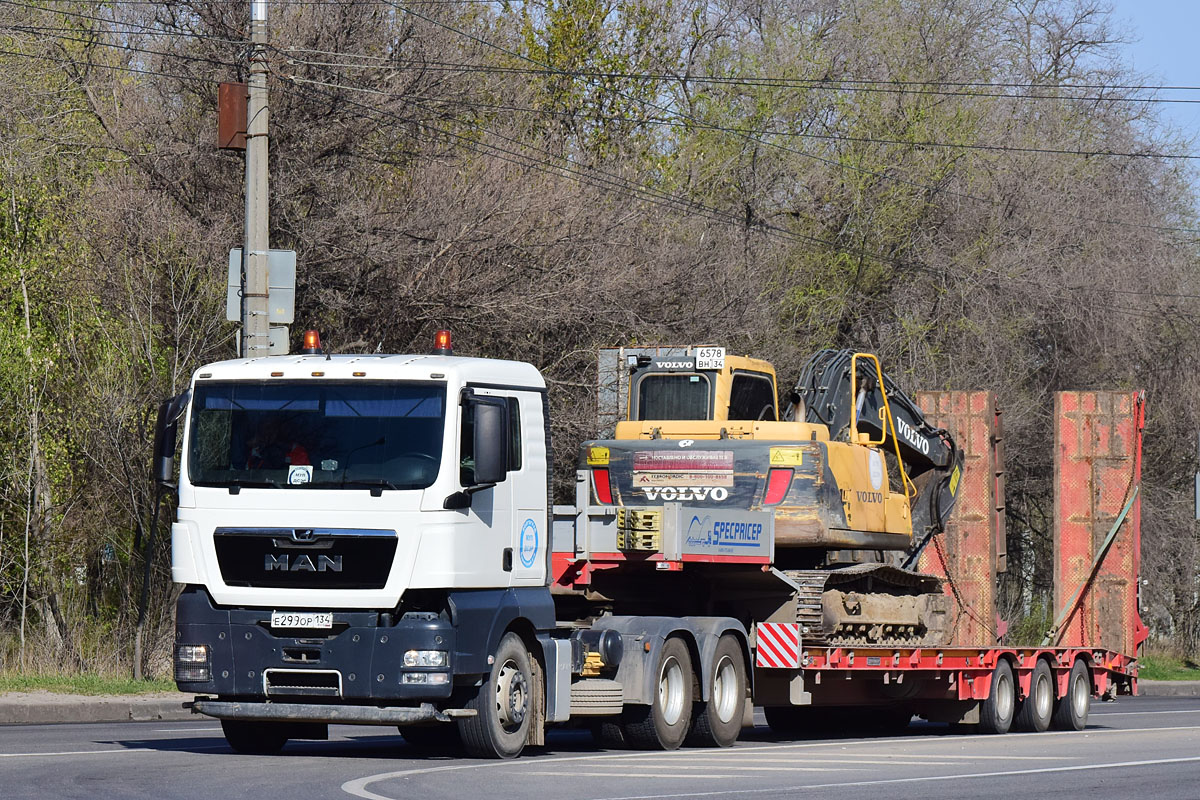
[458,631,537,759]
[979,659,1015,734]
[1013,659,1054,732]
[687,635,746,747]
[221,720,288,754]
[624,637,694,750]
[1050,660,1091,731]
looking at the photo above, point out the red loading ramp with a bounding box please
[916,391,1004,647]
[1052,391,1147,655]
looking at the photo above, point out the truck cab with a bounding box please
[164,341,559,757]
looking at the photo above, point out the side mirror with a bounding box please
[152,392,190,488]
[472,398,508,485]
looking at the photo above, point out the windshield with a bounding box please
[187,381,445,490]
[635,373,711,420]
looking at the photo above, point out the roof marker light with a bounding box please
[301,330,324,355]
[433,329,453,355]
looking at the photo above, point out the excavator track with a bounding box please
[783,565,950,648]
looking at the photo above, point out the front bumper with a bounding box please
[190,699,476,725]
[174,586,456,702]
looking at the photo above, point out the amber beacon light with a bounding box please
[433,329,453,355]
[301,329,324,355]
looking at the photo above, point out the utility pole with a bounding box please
[241,0,270,357]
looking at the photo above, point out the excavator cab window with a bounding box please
[634,373,711,420]
[728,372,777,421]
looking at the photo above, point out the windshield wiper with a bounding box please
[226,479,284,493]
[340,478,400,495]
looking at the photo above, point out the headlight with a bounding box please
[174,643,211,682]
[176,644,209,663]
[403,649,448,667]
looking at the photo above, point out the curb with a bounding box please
[0,692,194,725]
[1139,680,1200,697]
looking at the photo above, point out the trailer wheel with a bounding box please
[1014,660,1054,732]
[221,720,288,754]
[979,659,1015,734]
[1050,660,1091,731]
[458,631,537,759]
[624,637,694,750]
[687,635,746,747]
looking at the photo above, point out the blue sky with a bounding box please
[1109,0,1200,140]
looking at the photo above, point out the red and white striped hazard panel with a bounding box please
[755,622,801,668]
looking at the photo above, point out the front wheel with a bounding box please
[687,635,746,747]
[625,637,694,750]
[221,720,288,754]
[458,631,538,759]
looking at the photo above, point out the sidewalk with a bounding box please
[0,690,194,725]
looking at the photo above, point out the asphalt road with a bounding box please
[3,697,1199,800]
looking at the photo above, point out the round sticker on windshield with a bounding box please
[288,465,313,485]
[868,451,884,491]
[519,519,539,568]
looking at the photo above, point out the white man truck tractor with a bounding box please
[159,333,1136,758]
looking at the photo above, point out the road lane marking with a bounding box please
[0,743,230,758]
[341,724,1200,800]
[632,758,961,767]
[152,727,222,732]
[595,756,1200,800]
[1091,709,1200,716]
[523,768,864,777]
[0,749,129,758]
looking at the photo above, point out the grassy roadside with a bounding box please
[1139,652,1200,681]
[0,674,177,695]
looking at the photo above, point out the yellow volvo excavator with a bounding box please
[586,347,964,646]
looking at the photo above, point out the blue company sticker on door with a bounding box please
[519,518,539,568]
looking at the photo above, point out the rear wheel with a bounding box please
[625,637,694,750]
[1051,660,1091,731]
[458,632,538,759]
[687,635,746,747]
[221,720,288,755]
[1014,660,1054,732]
[979,659,1015,734]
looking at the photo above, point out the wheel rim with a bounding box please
[1072,672,1089,715]
[495,659,529,732]
[996,672,1014,720]
[1035,672,1053,719]
[658,655,686,726]
[711,655,740,724]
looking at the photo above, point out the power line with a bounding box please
[312,90,1200,161]
[280,52,1200,106]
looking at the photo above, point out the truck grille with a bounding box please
[214,528,396,589]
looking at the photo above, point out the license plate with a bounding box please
[271,611,333,629]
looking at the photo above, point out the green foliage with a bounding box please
[1139,651,1200,682]
[0,674,176,695]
